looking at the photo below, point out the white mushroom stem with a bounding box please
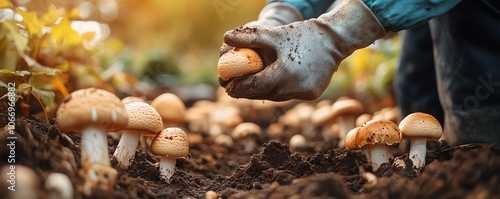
[409,138,427,169]
[362,146,371,162]
[242,138,257,154]
[321,121,336,142]
[81,125,110,166]
[113,130,141,168]
[338,115,355,147]
[370,144,392,171]
[159,156,177,183]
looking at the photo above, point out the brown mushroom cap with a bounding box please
[331,98,364,117]
[150,93,186,125]
[124,102,163,136]
[310,106,336,125]
[399,112,442,140]
[231,122,262,139]
[151,127,189,158]
[56,87,129,132]
[345,127,361,150]
[217,48,264,81]
[121,96,145,104]
[355,120,401,148]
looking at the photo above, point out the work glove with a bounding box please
[220,2,304,76]
[219,0,386,101]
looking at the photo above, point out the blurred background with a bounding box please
[0,0,399,119]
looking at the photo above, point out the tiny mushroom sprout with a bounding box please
[398,112,443,170]
[113,101,163,169]
[56,88,127,195]
[331,98,364,148]
[151,127,190,183]
[347,120,402,171]
[151,93,187,128]
[56,88,128,167]
[289,134,308,152]
[231,122,262,153]
[45,173,73,199]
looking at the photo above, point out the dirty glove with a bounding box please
[220,0,386,101]
[220,2,304,72]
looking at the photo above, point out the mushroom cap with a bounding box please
[121,96,145,104]
[331,98,364,117]
[217,48,264,81]
[124,102,163,136]
[56,87,129,132]
[150,93,186,125]
[150,127,189,158]
[355,120,401,148]
[231,122,262,139]
[355,113,372,127]
[345,127,361,150]
[310,106,336,125]
[399,112,442,140]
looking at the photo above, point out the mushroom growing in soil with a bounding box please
[56,88,128,195]
[56,87,129,167]
[330,98,364,148]
[346,120,402,170]
[231,122,262,153]
[45,173,73,199]
[113,101,163,169]
[151,93,187,128]
[151,127,190,183]
[398,112,442,170]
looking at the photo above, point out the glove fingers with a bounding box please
[223,27,276,49]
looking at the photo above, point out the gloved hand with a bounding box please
[219,0,386,101]
[220,2,303,77]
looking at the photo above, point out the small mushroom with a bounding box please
[348,120,402,170]
[289,134,307,152]
[1,165,40,199]
[113,101,163,168]
[151,127,190,183]
[231,122,262,153]
[330,98,364,148]
[151,93,187,128]
[398,112,442,170]
[45,173,73,199]
[217,48,264,81]
[214,134,234,148]
[355,113,372,127]
[311,105,337,142]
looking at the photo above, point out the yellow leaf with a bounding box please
[40,4,62,26]
[0,0,11,8]
[17,9,43,36]
[50,18,81,46]
[1,21,28,52]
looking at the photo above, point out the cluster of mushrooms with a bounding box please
[53,87,443,197]
[55,87,190,196]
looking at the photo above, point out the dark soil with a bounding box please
[1,113,499,199]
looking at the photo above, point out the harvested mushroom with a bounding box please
[349,120,402,170]
[151,127,190,183]
[45,173,73,199]
[231,122,262,153]
[217,48,264,81]
[113,101,163,168]
[56,88,127,195]
[399,112,442,170]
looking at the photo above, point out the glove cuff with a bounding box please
[245,2,304,27]
[318,0,386,53]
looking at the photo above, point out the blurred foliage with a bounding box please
[322,36,400,112]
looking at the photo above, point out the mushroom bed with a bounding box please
[0,108,499,199]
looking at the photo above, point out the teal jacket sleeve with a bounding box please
[268,0,336,19]
[362,0,462,32]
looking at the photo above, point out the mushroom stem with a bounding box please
[409,138,427,169]
[159,156,177,183]
[81,125,110,166]
[242,139,257,154]
[338,115,355,147]
[362,146,371,162]
[113,130,141,168]
[370,144,391,171]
